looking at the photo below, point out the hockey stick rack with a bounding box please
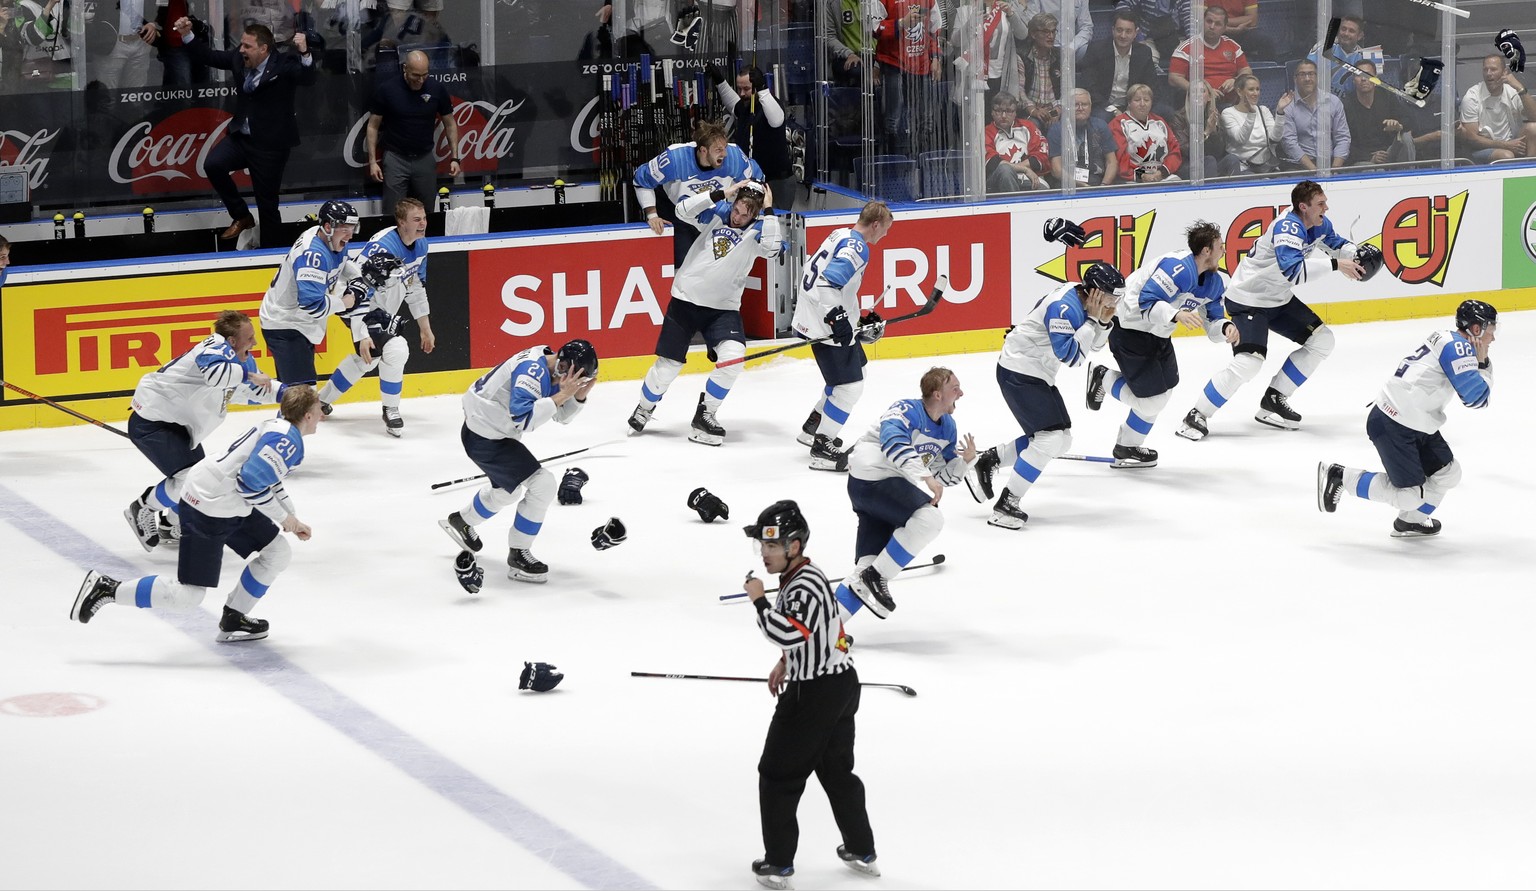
[715,276,949,369]
[0,379,130,438]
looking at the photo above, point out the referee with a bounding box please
[744,500,879,887]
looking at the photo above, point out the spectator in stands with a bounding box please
[366,49,462,218]
[1111,83,1182,183]
[1171,90,1224,176]
[230,0,295,47]
[176,16,318,248]
[1168,5,1250,108]
[1308,14,1381,95]
[874,0,943,158]
[822,0,873,87]
[1457,53,1536,163]
[985,91,1050,192]
[1082,10,1158,122]
[1020,0,1091,60]
[1219,72,1282,175]
[1114,0,1189,64]
[93,0,158,90]
[1049,87,1119,186]
[1015,12,1062,129]
[1343,59,1414,168]
[155,1,210,86]
[0,0,24,90]
[1206,0,1256,41]
[1280,59,1349,171]
[715,64,799,211]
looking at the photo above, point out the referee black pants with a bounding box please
[758,668,875,866]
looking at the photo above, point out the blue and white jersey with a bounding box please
[180,416,305,522]
[792,226,871,341]
[461,344,584,441]
[1227,211,1356,308]
[258,225,353,344]
[848,398,970,491]
[131,332,282,445]
[632,141,763,226]
[1376,328,1492,434]
[671,191,784,311]
[344,227,430,341]
[999,281,1109,383]
[1118,250,1231,339]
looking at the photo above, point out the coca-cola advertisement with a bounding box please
[0,61,606,209]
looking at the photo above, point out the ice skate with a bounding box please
[123,491,160,552]
[1317,462,1344,513]
[752,859,794,890]
[966,446,999,502]
[1391,517,1442,538]
[1111,444,1159,468]
[71,571,120,624]
[847,565,895,619]
[1175,407,1208,441]
[1254,387,1301,430]
[382,406,403,437]
[837,845,880,877]
[987,488,1028,529]
[439,511,482,552]
[507,547,550,584]
[689,394,725,446]
[627,402,655,434]
[796,409,821,446]
[808,434,848,472]
[216,605,269,642]
[1086,363,1110,411]
[156,512,181,547]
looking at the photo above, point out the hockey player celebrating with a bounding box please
[1177,180,1365,438]
[627,180,784,446]
[123,310,284,552]
[633,119,764,268]
[316,197,436,436]
[1318,300,1495,537]
[838,367,977,620]
[967,262,1123,528]
[439,340,598,584]
[742,500,879,887]
[258,199,378,386]
[1087,222,1236,469]
[792,200,896,471]
[72,386,327,642]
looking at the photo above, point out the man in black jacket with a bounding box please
[713,64,798,212]
[173,15,317,248]
[1081,11,1159,121]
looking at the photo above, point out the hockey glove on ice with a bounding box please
[454,550,484,594]
[590,517,627,550]
[558,467,590,505]
[519,662,564,692]
[825,306,855,347]
[687,487,730,523]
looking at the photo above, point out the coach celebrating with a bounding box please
[366,49,462,217]
[175,15,318,249]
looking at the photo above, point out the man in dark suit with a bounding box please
[172,15,317,248]
[1081,11,1159,121]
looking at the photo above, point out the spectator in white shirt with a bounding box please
[1457,53,1536,163]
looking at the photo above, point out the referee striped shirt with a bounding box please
[754,558,852,681]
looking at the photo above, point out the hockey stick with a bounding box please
[719,554,946,602]
[631,671,917,697]
[1321,16,1428,107]
[1398,0,1469,19]
[0,379,130,439]
[1061,453,1115,464]
[715,277,948,369]
[428,438,625,490]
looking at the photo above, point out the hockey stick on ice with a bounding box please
[428,438,626,490]
[1398,0,1469,19]
[1321,16,1429,106]
[0,379,130,438]
[630,671,917,697]
[714,276,948,369]
[1061,453,1115,464]
[719,554,946,602]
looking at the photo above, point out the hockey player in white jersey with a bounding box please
[258,198,376,386]
[837,367,977,621]
[792,200,895,471]
[1087,222,1237,468]
[317,198,436,437]
[123,310,283,552]
[628,180,783,445]
[1177,180,1366,438]
[72,386,326,642]
[1318,300,1495,538]
[439,340,597,584]
[633,119,764,268]
[967,262,1121,528]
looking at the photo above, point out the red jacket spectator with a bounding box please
[875,0,942,75]
[985,116,1049,172]
[1110,85,1183,181]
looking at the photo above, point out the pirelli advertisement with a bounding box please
[2,168,1527,432]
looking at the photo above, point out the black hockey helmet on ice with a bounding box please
[1455,299,1498,332]
[556,339,599,379]
[1354,243,1384,281]
[1081,261,1125,295]
[743,500,810,550]
[318,199,360,229]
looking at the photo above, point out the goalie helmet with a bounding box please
[1354,243,1384,281]
[743,500,810,550]
[317,198,359,229]
[1455,299,1498,332]
[555,339,599,379]
[1081,261,1125,296]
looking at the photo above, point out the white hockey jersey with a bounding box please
[461,345,584,441]
[344,227,430,342]
[258,225,355,344]
[181,416,306,523]
[632,141,763,223]
[1117,250,1231,339]
[671,191,783,312]
[1227,211,1355,309]
[131,332,281,445]
[792,226,870,341]
[1375,328,1492,434]
[848,398,970,491]
[999,281,1109,383]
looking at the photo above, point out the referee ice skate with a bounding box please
[743,501,879,888]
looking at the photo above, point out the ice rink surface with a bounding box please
[2,314,1533,890]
